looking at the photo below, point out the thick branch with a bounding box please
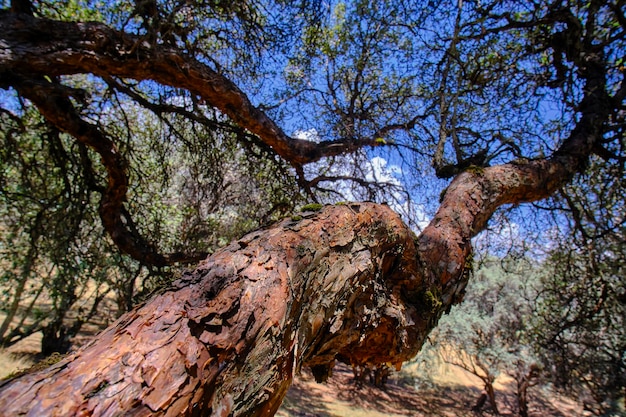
[0,203,426,416]
[0,12,381,166]
[417,58,611,305]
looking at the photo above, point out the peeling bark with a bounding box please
[0,203,427,416]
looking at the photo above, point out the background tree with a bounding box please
[0,0,624,415]
[0,106,116,353]
[421,258,542,416]
[533,234,626,416]
[531,157,626,415]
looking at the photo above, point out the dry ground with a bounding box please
[277,361,585,417]
[1,331,586,416]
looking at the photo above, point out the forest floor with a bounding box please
[0,329,586,417]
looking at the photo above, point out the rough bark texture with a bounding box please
[0,203,425,416]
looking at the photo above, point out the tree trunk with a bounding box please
[0,203,437,416]
[0,222,41,343]
[472,392,488,413]
[516,363,539,417]
[517,376,530,417]
[485,379,500,415]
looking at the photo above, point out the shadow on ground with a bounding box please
[278,363,582,417]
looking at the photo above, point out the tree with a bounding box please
[533,235,626,416]
[423,258,542,416]
[530,158,626,415]
[0,106,117,353]
[0,0,624,415]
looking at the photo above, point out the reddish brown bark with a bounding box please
[0,9,612,272]
[516,364,540,417]
[0,203,426,416]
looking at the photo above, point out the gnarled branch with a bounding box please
[0,12,382,166]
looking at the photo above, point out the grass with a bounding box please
[0,349,35,380]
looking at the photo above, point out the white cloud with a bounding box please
[293,128,321,143]
[292,130,430,231]
[367,157,429,231]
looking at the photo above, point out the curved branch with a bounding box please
[0,13,382,166]
[417,62,611,299]
[13,76,207,267]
